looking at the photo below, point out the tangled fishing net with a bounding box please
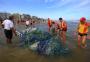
[16,27,71,56]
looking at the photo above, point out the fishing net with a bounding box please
[17,27,71,56]
[17,28,51,47]
[37,36,70,56]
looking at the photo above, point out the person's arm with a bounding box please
[1,21,4,28]
[64,21,67,28]
[11,28,17,36]
[87,22,90,27]
[10,22,17,36]
[1,24,4,28]
[60,22,63,30]
[77,23,80,33]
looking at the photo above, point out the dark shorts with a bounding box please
[4,29,13,39]
[78,33,87,36]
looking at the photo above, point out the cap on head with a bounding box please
[59,18,62,20]
[80,17,86,22]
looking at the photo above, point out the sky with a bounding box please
[0,0,90,20]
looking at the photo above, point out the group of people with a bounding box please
[48,17,90,48]
[1,15,37,45]
[48,18,67,46]
[1,15,90,48]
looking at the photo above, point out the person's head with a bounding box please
[33,21,35,23]
[9,15,15,20]
[59,18,63,22]
[51,21,55,26]
[80,17,86,24]
[48,18,50,20]
[52,21,55,24]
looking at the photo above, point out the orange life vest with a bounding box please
[78,22,88,34]
[48,19,52,27]
[59,21,67,29]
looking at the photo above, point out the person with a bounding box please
[54,21,60,34]
[58,18,67,45]
[77,17,89,48]
[32,21,35,27]
[2,15,17,44]
[47,18,52,32]
[29,18,32,28]
[25,20,30,28]
[50,21,57,36]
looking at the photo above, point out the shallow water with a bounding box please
[0,22,90,62]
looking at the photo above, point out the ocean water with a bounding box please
[0,22,90,62]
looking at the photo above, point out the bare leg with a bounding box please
[81,36,87,48]
[8,39,12,44]
[48,27,51,32]
[60,31,63,40]
[6,38,9,44]
[6,38,12,44]
[78,35,81,48]
[62,31,66,45]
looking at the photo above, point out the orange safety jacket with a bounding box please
[48,19,52,27]
[59,21,67,29]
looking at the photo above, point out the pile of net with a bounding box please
[16,28,51,47]
[16,27,71,56]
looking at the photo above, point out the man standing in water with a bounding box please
[77,17,89,48]
[58,18,67,45]
[2,15,17,44]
